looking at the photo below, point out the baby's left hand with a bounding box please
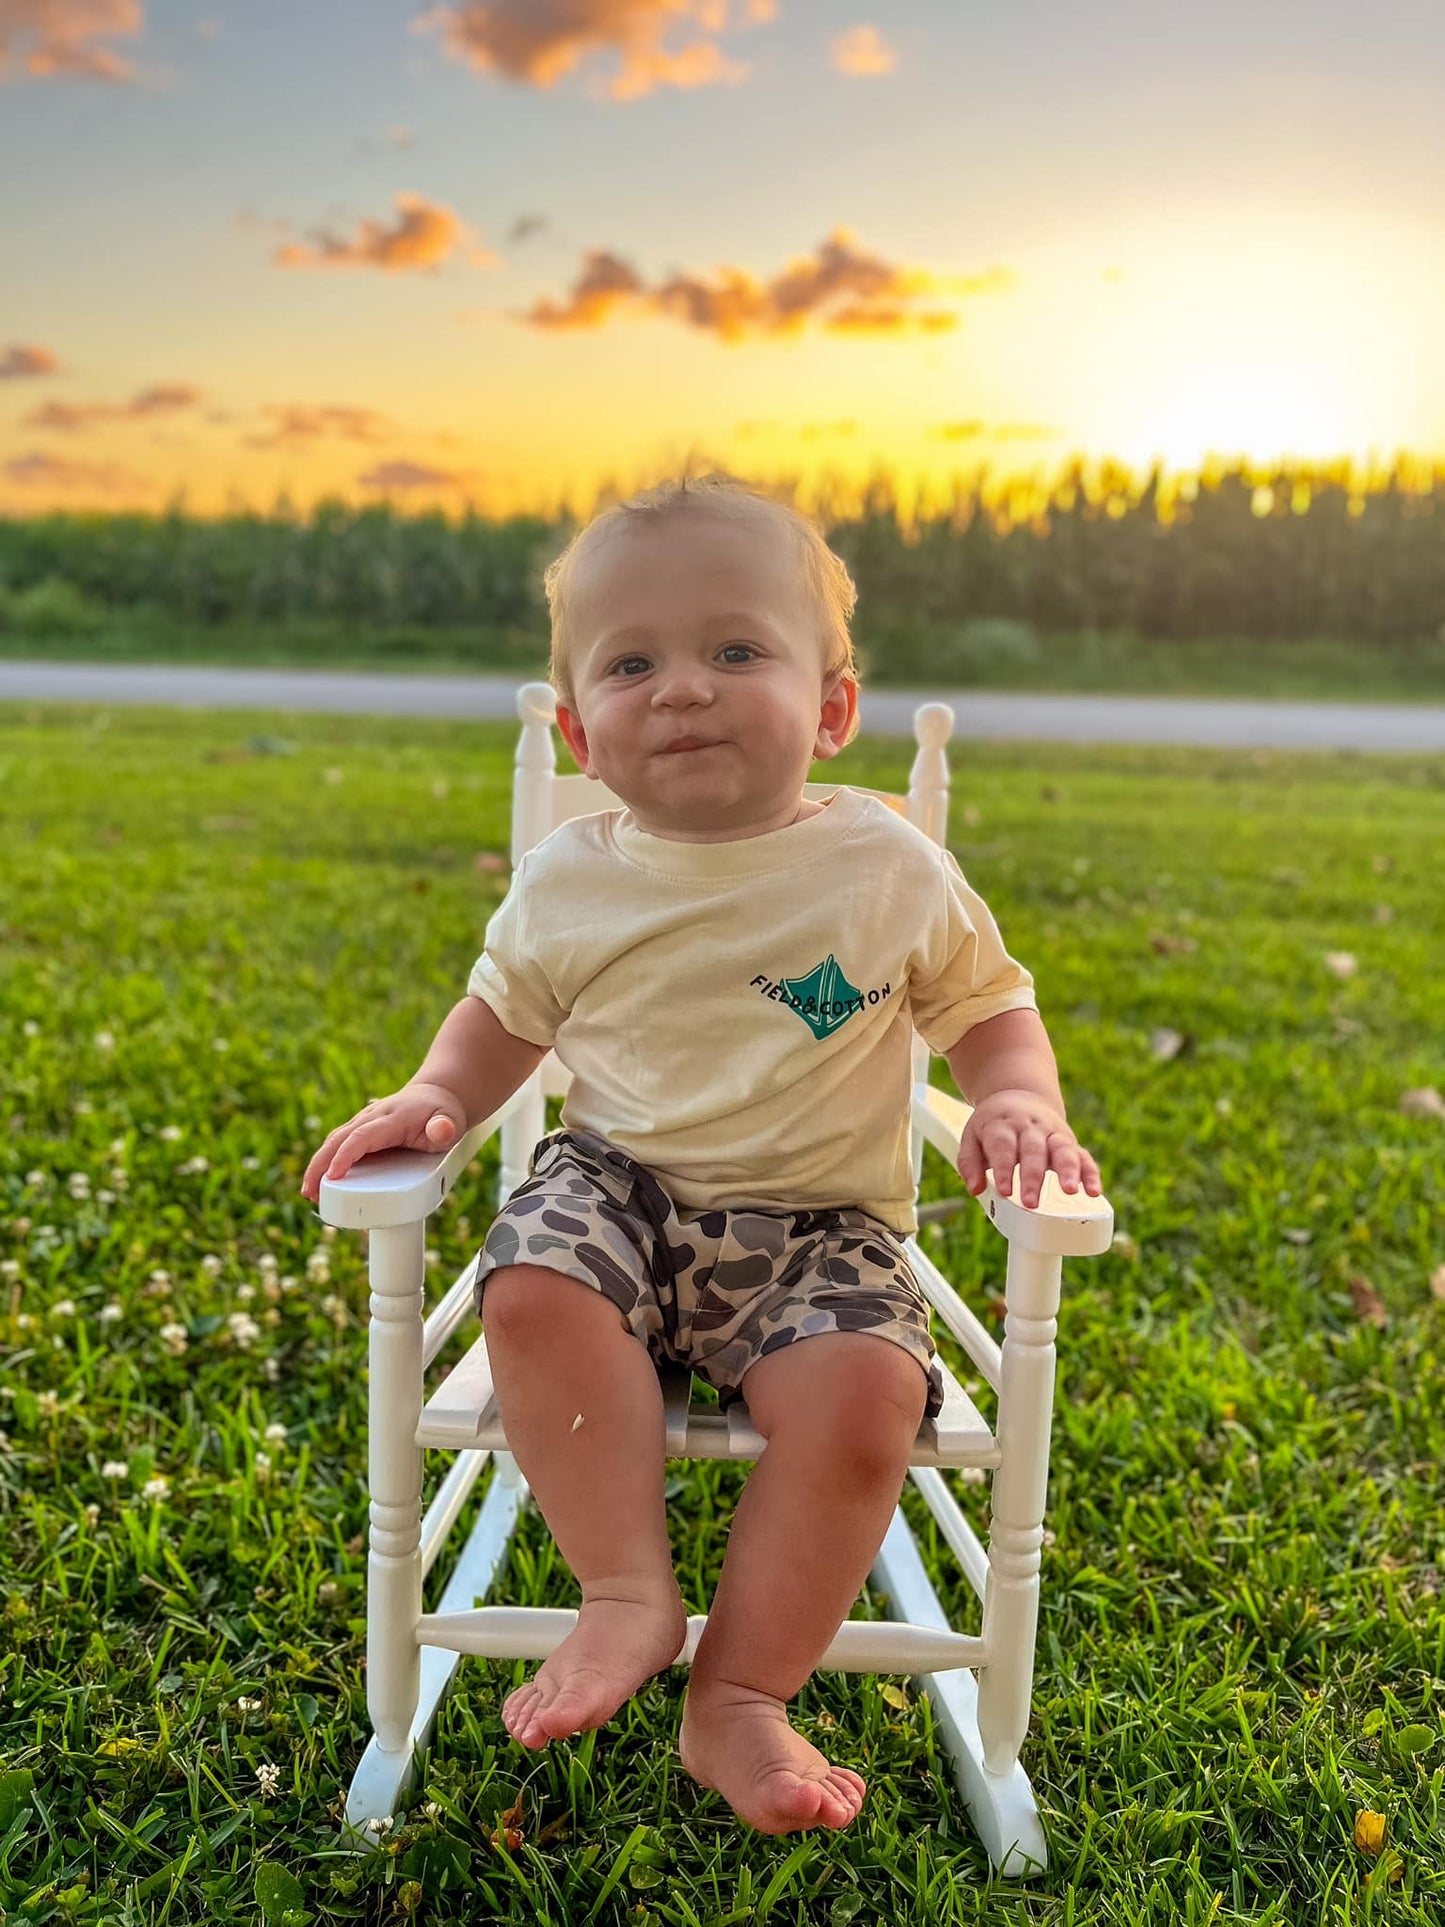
[957,1089,1102,1210]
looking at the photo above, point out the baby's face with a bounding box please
[554,514,857,841]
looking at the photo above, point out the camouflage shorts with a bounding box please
[473,1127,943,1420]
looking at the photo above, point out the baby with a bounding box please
[302,473,1101,1837]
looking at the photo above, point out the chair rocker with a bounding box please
[319,681,1113,1877]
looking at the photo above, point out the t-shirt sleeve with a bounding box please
[907,847,1038,1054]
[465,853,569,1048]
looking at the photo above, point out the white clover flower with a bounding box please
[263,1358,280,1382]
[264,1422,288,1444]
[258,1252,278,1275]
[235,1695,263,1712]
[96,1188,116,1205]
[0,1261,19,1280]
[94,1030,115,1052]
[322,1224,337,1244]
[83,1502,100,1526]
[22,1020,40,1037]
[37,1389,60,1419]
[158,1125,183,1143]
[51,1299,76,1318]
[142,1475,170,1501]
[227,1311,261,1349]
[959,1465,986,1485]
[263,1308,282,1327]
[178,1156,210,1176]
[321,1293,342,1318]
[15,1313,34,1331]
[304,1113,321,1130]
[159,1324,188,1356]
[366,1815,393,1836]
[254,1452,273,1482]
[241,1155,259,1171]
[75,1099,93,1115]
[98,1303,123,1325]
[424,1248,440,1269]
[305,1249,330,1277]
[261,1276,282,1304]
[279,1275,299,1294]
[142,1278,171,1299]
[25,1170,49,1189]
[212,1037,230,1052]
[200,1255,222,1277]
[236,1283,256,1304]
[109,1136,128,1157]
[256,1762,281,1798]
[109,1168,129,1190]
[67,1173,92,1198]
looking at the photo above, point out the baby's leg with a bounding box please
[481,1264,687,1748]
[679,1333,929,1834]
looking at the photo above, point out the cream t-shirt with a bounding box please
[466,785,1037,1236]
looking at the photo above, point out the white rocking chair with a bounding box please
[319,681,1114,1877]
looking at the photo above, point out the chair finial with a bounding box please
[518,682,557,725]
[915,701,955,749]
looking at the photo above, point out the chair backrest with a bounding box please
[507,681,959,867]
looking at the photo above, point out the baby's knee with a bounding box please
[753,1337,928,1478]
[480,1263,625,1347]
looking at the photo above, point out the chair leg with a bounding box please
[342,1450,533,1848]
[872,1504,1047,1878]
[974,1244,1061,1778]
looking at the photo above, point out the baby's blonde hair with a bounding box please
[543,471,862,750]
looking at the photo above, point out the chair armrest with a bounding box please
[912,1083,1115,1258]
[315,1083,533,1230]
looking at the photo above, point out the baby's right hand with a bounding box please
[300,1082,469,1202]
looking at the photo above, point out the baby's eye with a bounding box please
[611,643,758,677]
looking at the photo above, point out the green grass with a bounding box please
[4,608,1445,703]
[1,703,1442,1924]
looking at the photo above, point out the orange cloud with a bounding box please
[2,448,148,491]
[245,404,393,448]
[274,193,494,272]
[829,24,896,77]
[23,382,201,430]
[0,343,61,377]
[518,229,982,341]
[0,0,143,81]
[414,0,775,102]
[358,458,471,490]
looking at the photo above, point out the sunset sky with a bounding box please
[3,0,1444,521]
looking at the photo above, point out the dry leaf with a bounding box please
[1400,1087,1445,1120]
[1324,951,1357,979]
[1282,1228,1312,1246]
[880,1683,911,1711]
[1370,854,1393,874]
[490,1794,525,1851]
[1148,932,1198,955]
[1348,1274,1388,1328]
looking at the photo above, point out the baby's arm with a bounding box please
[943,1007,1102,1206]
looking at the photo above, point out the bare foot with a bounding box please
[679,1681,866,1834]
[502,1592,687,1750]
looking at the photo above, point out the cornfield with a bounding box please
[1,455,1442,649]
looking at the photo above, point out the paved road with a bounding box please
[1,658,1441,750]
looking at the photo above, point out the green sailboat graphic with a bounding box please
[777,954,863,1041]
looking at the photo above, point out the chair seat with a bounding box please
[417,1329,1000,1470]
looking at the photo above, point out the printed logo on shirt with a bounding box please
[751,955,892,1041]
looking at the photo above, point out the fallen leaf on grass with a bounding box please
[1400,1087,1445,1119]
[1347,1274,1388,1328]
[490,1794,525,1851]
